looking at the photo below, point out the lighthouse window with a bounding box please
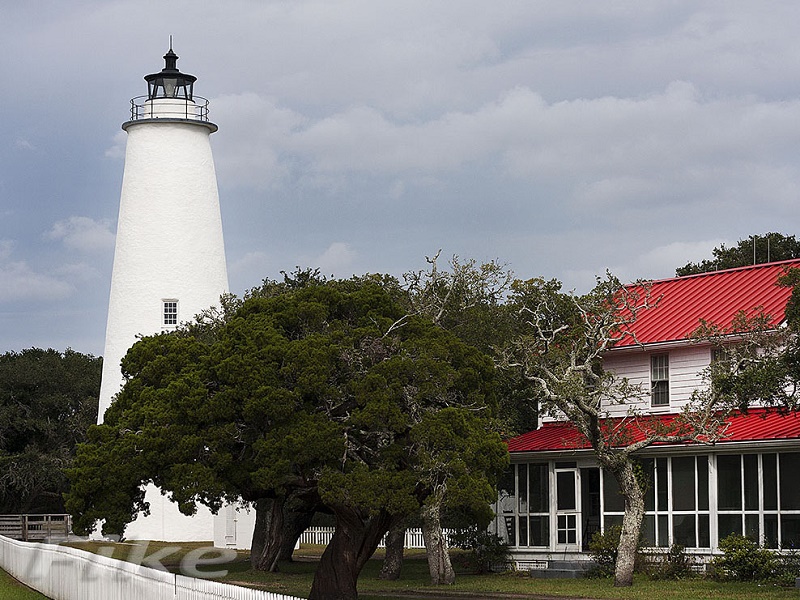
[163,301,178,326]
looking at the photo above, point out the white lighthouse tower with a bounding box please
[96,47,228,541]
[98,47,228,421]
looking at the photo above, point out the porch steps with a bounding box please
[528,560,595,579]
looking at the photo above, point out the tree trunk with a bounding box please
[609,460,645,587]
[250,493,318,571]
[277,497,316,561]
[379,523,406,580]
[308,506,394,600]
[250,497,285,572]
[421,499,455,585]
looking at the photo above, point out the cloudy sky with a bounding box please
[2,1,800,356]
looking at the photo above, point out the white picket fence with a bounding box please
[298,527,449,549]
[0,534,303,600]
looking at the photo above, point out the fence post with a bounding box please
[22,515,28,542]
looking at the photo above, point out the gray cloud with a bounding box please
[3,1,800,354]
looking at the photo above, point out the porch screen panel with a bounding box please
[530,463,548,512]
[717,516,739,542]
[497,467,516,546]
[518,464,528,514]
[743,454,759,511]
[656,457,668,511]
[763,454,777,511]
[765,514,778,549]
[518,517,528,546]
[717,455,742,510]
[642,515,656,546]
[672,514,696,547]
[671,456,695,511]
[714,453,785,549]
[500,463,549,548]
[780,453,800,547]
[781,516,800,547]
[602,472,624,513]
[697,457,709,511]
[780,453,800,510]
[698,514,710,547]
[518,465,528,546]
[528,464,550,546]
[641,455,709,549]
[641,458,655,511]
[557,471,576,510]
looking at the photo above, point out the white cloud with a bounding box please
[228,251,277,289]
[612,239,729,284]
[313,242,358,276]
[45,217,115,254]
[55,262,102,282]
[15,138,36,151]
[211,93,307,189]
[0,240,13,261]
[7,1,800,353]
[104,130,127,159]
[218,81,800,225]
[0,260,73,303]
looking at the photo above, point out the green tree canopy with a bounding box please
[66,276,507,600]
[0,348,100,513]
[676,232,800,276]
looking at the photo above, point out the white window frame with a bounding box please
[162,299,178,328]
[650,353,670,407]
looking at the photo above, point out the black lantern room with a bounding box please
[144,47,197,101]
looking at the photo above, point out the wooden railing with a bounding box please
[0,514,71,542]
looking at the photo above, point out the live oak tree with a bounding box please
[66,276,506,600]
[0,348,100,514]
[503,274,727,587]
[402,253,523,584]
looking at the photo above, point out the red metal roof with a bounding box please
[613,259,800,347]
[506,408,800,453]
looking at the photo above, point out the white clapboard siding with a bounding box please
[602,344,713,417]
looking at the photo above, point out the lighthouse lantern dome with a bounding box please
[144,47,197,101]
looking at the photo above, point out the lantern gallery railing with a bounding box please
[128,95,212,123]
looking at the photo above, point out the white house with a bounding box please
[496,259,800,566]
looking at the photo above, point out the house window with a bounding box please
[163,300,178,327]
[717,452,800,549]
[496,463,549,548]
[633,456,710,549]
[650,354,669,406]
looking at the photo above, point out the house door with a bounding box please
[555,467,580,551]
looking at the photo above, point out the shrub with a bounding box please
[712,534,776,582]
[645,544,694,580]
[772,546,800,587]
[449,525,511,574]
[587,526,622,578]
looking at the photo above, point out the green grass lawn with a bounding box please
[0,568,49,600]
[61,541,800,600]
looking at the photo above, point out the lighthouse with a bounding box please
[98,47,229,421]
[96,47,228,541]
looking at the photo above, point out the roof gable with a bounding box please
[614,259,800,347]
